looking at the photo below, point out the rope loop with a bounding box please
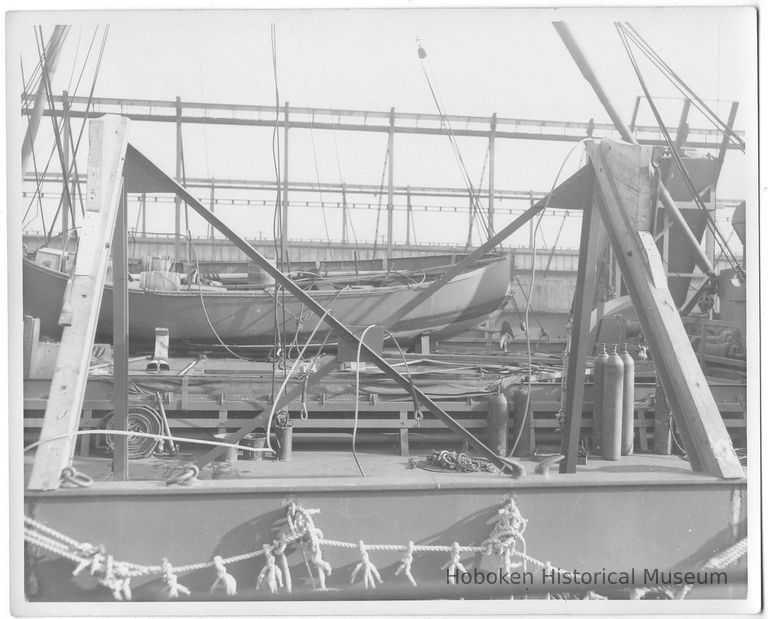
[161,558,190,598]
[71,543,103,576]
[441,542,467,577]
[96,554,133,601]
[350,540,382,589]
[394,540,417,587]
[60,466,93,488]
[210,555,237,596]
[274,537,292,593]
[256,544,283,594]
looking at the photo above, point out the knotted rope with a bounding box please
[482,497,528,573]
[275,538,292,593]
[97,555,133,601]
[350,541,382,589]
[287,503,332,590]
[441,542,467,576]
[161,558,190,598]
[256,545,283,593]
[210,555,237,596]
[394,540,417,587]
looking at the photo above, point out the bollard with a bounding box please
[276,424,293,461]
[620,343,635,456]
[592,344,609,453]
[601,344,624,460]
[486,391,509,456]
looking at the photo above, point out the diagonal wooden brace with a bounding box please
[588,139,742,479]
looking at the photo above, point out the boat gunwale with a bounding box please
[24,254,509,299]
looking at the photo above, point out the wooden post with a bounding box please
[28,116,130,490]
[61,90,71,242]
[488,113,497,238]
[282,102,290,255]
[589,138,742,479]
[23,315,40,379]
[385,107,395,269]
[560,165,600,473]
[112,182,129,480]
[173,96,182,266]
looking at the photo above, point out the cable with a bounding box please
[507,138,589,457]
[616,24,744,282]
[620,23,744,153]
[186,234,252,361]
[351,325,378,477]
[371,145,390,257]
[263,307,333,452]
[417,41,492,244]
[24,430,273,456]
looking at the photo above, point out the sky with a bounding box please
[7,7,756,251]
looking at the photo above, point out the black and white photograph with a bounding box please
[5,4,761,615]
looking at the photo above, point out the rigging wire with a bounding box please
[371,145,390,257]
[34,26,76,243]
[615,24,744,281]
[417,41,492,245]
[507,138,589,458]
[40,24,109,242]
[22,26,101,231]
[269,24,288,400]
[620,23,744,153]
[307,125,335,258]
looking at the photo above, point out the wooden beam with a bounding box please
[560,165,601,473]
[123,144,521,475]
[111,183,129,480]
[28,116,130,490]
[588,138,742,479]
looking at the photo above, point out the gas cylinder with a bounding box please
[486,390,509,456]
[601,344,624,460]
[592,344,609,453]
[620,344,635,456]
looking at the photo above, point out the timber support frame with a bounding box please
[560,138,742,479]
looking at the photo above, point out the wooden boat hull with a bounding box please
[23,255,512,347]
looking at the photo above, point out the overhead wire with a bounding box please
[22,26,101,232]
[615,23,744,281]
[269,24,287,396]
[371,146,390,257]
[417,41,492,245]
[620,23,744,153]
[34,26,76,243]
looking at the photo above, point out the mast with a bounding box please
[22,25,68,177]
[553,21,715,277]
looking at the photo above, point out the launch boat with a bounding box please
[23,253,512,350]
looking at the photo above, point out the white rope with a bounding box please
[23,429,274,455]
[24,498,583,599]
